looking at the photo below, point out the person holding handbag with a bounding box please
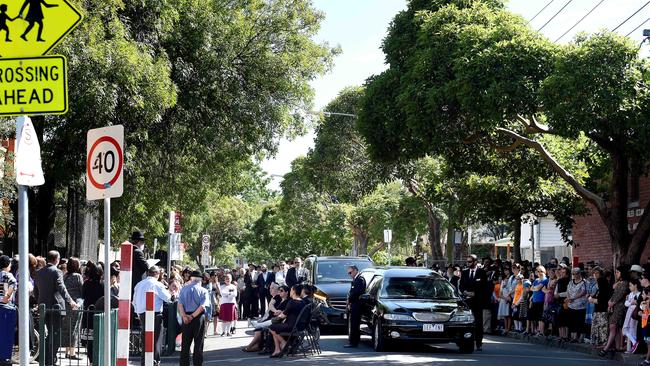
[566,268,588,342]
[599,265,631,359]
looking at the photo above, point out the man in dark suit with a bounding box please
[130,231,150,296]
[33,251,77,366]
[256,264,275,316]
[345,265,366,348]
[459,254,487,351]
[286,257,307,288]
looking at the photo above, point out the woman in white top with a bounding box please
[219,274,238,336]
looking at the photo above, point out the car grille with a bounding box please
[329,298,347,310]
[412,312,450,322]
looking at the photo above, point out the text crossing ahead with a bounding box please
[0,56,67,116]
[86,125,124,201]
[0,0,83,58]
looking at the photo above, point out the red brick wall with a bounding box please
[573,177,650,268]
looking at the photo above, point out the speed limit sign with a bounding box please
[86,125,124,200]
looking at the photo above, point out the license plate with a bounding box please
[423,323,444,332]
[343,313,348,319]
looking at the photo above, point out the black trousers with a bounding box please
[180,315,205,366]
[243,288,258,319]
[259,290,272,316]
[44,312,62,366]
[139,312,163,366]
[348,302,362,346]
[471,305,483,347]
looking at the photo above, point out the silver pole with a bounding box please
[18,185,28,366]
[104,197,111,366]
[167,233,172,276]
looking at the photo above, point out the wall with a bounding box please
[572,177,650,268]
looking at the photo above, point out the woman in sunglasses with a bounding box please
[242,284,289,352]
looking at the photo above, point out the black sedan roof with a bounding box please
[361,266,444,278]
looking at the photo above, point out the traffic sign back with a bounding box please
[86,125,124,200]
[0,0,82,58]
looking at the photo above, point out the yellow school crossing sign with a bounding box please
[0,56,67,116]
[0,0,82,58]
[0,0,82,116]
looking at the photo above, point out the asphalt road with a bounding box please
[159,320,635,366]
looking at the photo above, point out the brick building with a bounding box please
[572,176,650,268]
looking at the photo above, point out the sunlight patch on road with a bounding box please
[319,354,477,363]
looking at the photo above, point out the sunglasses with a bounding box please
[348,271,353,275]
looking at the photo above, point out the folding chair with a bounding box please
[280,304,313,357]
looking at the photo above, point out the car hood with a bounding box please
[380,299,460,314]
[314,282,351,298]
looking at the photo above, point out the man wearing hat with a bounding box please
[133,266,171,366]
[130,231,150,295]
[630,264,644,281]
[178,270,210,366]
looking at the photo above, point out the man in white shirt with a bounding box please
[133,266,172,366]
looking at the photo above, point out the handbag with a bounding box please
[563,298,570,310]
[271,316,284,324]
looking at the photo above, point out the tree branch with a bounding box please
[368,241,386,257]
[495,127,607,213]
[517,114,554,134]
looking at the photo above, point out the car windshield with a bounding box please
[315,260,372,283]
[381,276,457,300]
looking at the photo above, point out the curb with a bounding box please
[504,332,643,364]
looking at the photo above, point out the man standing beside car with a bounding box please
[459,254,487,351]
[345,265,366,348]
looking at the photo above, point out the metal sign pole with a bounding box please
[18,185,28,366]
[104,197,111,366]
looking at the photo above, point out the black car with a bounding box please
[304,255,374,327]
[358,267,475,353]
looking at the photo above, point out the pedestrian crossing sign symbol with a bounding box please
[0,0,83,58]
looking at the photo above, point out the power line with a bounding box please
[612,1,650,32]
[538,0,576,32]
[555,0,606,42]
[625,16,650,37]
[528,0,556,24]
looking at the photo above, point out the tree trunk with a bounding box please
[446,224,454,264]
[426,206,444,261]
[512,218,522,263]
[352,227,368,255]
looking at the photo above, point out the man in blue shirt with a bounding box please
[178,270,210,366]
[133,266,171,366]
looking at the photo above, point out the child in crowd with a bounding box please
[512,275,525,332]
[624,279,641,353]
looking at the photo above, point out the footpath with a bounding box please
[506,332,643,365]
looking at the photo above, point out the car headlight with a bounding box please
[383,313,414,321]
[450,311,474,323]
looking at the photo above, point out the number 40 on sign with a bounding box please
[86,125,124,201]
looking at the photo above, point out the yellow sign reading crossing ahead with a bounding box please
[0,0,83,58]
[0,55,67,116]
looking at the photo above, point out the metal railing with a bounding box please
[33,301,179,366]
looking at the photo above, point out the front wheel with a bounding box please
[372,320,386,352]
[458,340,474,354]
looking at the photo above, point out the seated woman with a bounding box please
[242,284,288,352]
[268,285,307,358]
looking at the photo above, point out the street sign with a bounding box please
[0,0,82,58]
[169,233,183,261]
[0,56,68,116]
[86,125,124,200]
[14,116,44,186]
[383,229,392,243]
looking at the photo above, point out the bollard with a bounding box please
[117,242,134,366]
[144,291,154,366]
[164,301,178,356]
[92,309,118,366]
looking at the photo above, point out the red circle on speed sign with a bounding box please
[87,136,123,190]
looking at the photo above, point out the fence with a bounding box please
[34,301,179,366]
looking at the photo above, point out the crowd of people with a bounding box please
[2,230,650,366]
[0,231,315,366]
[443,254,650,365]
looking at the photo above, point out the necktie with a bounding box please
[470,270,474,280]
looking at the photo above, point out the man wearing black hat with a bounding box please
[130,231,150,296]
[178,270,210,366]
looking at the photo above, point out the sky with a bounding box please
[261,0,650,190]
